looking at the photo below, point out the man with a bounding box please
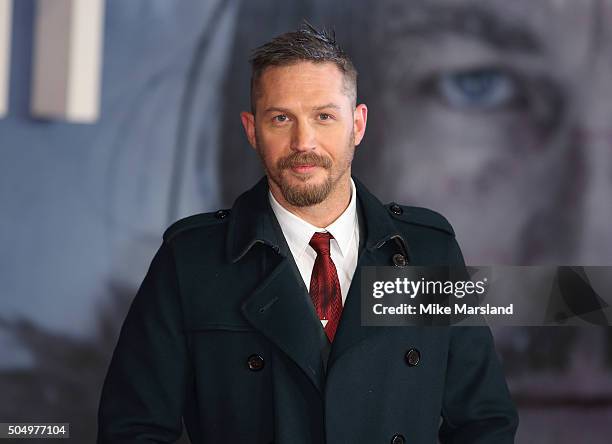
[98,23,518,443]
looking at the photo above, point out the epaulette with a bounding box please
[163,209,231,242]
[385,202,455,236]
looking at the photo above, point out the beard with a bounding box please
[275,151,334,206]
[256,131,355,207]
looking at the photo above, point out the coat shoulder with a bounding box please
[163,209,231,242]
[385,202,455,237]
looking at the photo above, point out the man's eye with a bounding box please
[433,68,519,110]
[273,115,289,123]
[319,113,332,120]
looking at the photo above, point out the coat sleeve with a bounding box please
[98,240,189,443]
[438,236,519,443]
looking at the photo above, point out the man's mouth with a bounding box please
[290,164,317,173]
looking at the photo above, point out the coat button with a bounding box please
[389,203,403,215]
[392,253,407,267]
[405,348,420,367]
[215,209,228,219]
[390,433,405,444]
[247,354,265,371]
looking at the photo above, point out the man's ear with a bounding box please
[240,111,257,149]
[353,103,368,146]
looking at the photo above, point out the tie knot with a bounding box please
[309,232,333,256]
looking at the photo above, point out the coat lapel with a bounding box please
[327,177,410,371]
[241,257,327,393]
[227,177,327,394]
[226,176,409,393]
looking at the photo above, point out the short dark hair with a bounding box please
[249,21,358,114]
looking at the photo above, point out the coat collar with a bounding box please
[226,175,407,263]
[233,175,409,395]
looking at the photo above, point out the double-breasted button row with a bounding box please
[405,348,420,367]
[391,433,405,444]
[246,354,264,371]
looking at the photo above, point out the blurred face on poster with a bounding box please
[368,0,612,265]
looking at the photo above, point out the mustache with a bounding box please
[277,152,332,170]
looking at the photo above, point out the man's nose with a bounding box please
[290,120,316,152]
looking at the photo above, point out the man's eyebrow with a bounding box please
[388,1,542,53]
[262,106,291,114]
[263,104,342,114]
[313,103,341,111]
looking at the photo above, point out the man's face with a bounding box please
[360,0,612,264]
[241,61,367,207]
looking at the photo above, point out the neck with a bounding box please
[269,173,352,228]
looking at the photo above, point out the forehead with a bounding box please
[382,0,582,34]
[256,61,348,105]
[378,0,595,60]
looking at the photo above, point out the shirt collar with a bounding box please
[268,178,358,260]
[226,175,407,263]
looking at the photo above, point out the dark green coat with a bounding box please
[98,176,518,444]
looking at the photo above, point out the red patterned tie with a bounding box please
[309,232,343,342]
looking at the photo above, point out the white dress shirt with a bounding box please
[269,178,360,327]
